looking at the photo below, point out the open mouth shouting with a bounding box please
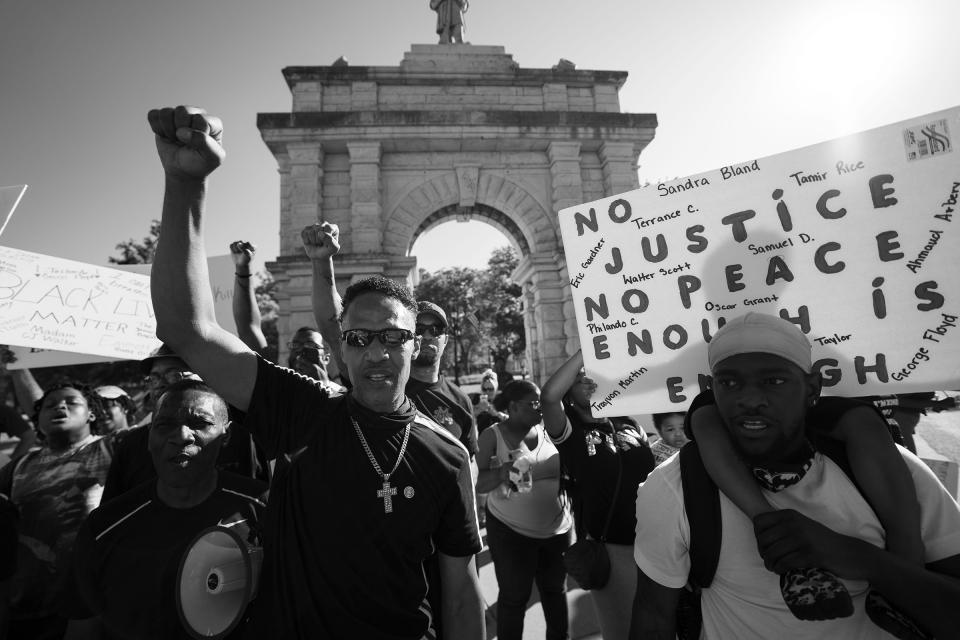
[736,416,772,434]
[168,450,198,467]
[363,369,395,385]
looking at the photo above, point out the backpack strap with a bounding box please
[679,441,721,590]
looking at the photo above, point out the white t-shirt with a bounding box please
[634,448,960,640]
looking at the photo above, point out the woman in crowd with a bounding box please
[476,380,573,640]
[0,381,111,639]
[541,350,656,640]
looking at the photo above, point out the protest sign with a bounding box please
[1,251,243,368]
[114,254,238,334]
[558,107,960,416]
[0,246,159,362]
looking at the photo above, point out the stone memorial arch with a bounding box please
[258,44,657,380]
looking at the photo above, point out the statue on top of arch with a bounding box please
[430,0,468,44]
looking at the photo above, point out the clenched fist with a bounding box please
[147,106,224,180]
[301,222,340,261]
[230,240,256,269]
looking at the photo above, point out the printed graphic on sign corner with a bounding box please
[904,119,952,161]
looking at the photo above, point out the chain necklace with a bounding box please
[350,417,411,514]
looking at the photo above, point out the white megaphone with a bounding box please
[176,525,263,639]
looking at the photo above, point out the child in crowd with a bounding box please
[690,313,928,638]
[0,381,112,639]
[650,412,688,465]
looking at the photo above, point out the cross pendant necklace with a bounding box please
[350,417,411,514]
[377,480,398,513]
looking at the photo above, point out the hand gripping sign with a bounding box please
[558,107,960,416]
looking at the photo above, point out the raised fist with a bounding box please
[147,106,224,180]
[230,241,256,268]
[301,222,340,261]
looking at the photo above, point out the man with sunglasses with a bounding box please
[302,224,479,462]
[408,302,479,460]
[304,224,483,640]
[146,105,484,640]
[286,327,345,392]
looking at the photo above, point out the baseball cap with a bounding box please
[417,301,448,328]
[93,385,130,400]
[707,312,812,373]
[139,343,184,374]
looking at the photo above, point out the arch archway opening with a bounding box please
[408,206,529,386]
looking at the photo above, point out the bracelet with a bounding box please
[235,273,251,279]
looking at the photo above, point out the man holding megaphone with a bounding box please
[74,381,267,639]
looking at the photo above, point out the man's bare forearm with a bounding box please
[310,257,344,372]
[232,271,267,353]
[10,369,42,416]
[856,541,960,638]
[153,177,218,347]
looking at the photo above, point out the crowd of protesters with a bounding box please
[0,105,957,640]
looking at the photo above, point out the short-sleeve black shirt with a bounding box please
[551,412,655,545]
[242,357,480,640]
[74,473,267,639]
[405,376,478,457]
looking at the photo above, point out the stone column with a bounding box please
[513,252,569,382]
[285,143,323,256]
[347,142,383,253]
[547,141,585,354]
[276,153,292,252]
[598,141,639,197]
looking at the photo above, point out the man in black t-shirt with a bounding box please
[305,226,481,639]
[74,381,267,640]
[147,104,484,640]
[406,301,479,460]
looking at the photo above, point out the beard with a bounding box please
[414,349,439,367]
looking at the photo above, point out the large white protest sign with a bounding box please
[2,251,244,368]
[0,246,159,362]
[558,107,960,416]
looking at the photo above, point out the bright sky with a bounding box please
[2,0,959,276]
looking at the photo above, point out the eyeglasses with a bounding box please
[287,341,325,352]
[481,386,496,393]
[415,323,447,338]
[524,400,542,410]
[341,328,415,348]
[144,370,198,388]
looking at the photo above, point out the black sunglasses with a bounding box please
[415,323,447,338]
[341,328,415,348]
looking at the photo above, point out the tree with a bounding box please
[415,266,482,374]
[475,246,525,370]
[414,246,525,377]
[254,270,280,363]
[109,220,160,264]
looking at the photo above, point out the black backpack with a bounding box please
[675,395,876,639]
